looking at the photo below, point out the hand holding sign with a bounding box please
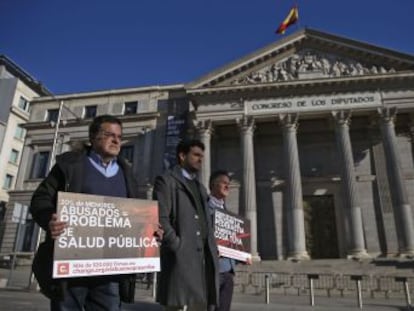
[48,213,67,239]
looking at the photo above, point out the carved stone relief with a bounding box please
[230,49,396,85]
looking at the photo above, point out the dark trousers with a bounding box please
[165,304,208,311]
[50,279,121,311]
[215,272,234,311]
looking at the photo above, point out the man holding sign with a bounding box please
[30,115,156,311]
[154,140,219,311]
[208,170,252,311]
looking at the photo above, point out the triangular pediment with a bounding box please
[187,28,414,89]
[229,48,397,85]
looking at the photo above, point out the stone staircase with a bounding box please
[234,259,414,298]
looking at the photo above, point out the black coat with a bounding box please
[153,166,219,307]
[30,149,139,302]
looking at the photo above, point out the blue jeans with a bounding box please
[50,279,121,311]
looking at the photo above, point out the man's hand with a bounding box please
[154,223,164,243]
[246,257,253,265]
[48,213,67,239]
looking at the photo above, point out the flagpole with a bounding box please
[295,0,301,30]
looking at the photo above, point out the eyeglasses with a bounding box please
[99,130,122,141]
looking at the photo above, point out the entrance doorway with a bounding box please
[303,195,339,259]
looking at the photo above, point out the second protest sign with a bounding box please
[214,208,251,262]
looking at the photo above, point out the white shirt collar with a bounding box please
[181,168,196,180]
[209,195,225,209]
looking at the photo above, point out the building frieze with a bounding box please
[230,49,397,86]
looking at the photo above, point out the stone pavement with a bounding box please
[1,266,412,310]
[0,287,412,311]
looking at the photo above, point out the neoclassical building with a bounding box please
[2,28,414,262]
[0,55,50,253]
[0,84,186,256]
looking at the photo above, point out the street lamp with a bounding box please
[28,99,80,289]
[48,100,64,171]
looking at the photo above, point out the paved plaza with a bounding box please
[1,266,412,310]
[0,287,412,311]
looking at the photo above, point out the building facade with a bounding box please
[0,84,186,255]
[0,55,50,252]
[2,29,414,262]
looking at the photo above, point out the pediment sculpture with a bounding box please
[230,49,396,85]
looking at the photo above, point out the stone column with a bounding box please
[146,184,154,200]
[195,120,213,189]
[238,116,259,259]
[142,127,154,184]
[280,114,309,260]
[59,134,71,153]
[379,107,414,256]
[332,111,369,258]
[15,137,33,190]
[138,127,155,199]
[408,112,414,172]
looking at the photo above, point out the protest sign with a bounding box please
[53,192,160,278]
[214,209,251,262]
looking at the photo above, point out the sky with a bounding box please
[1,0,413,95]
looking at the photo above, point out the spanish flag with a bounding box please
[275,5,299,34]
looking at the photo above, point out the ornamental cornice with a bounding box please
[186,72,414,98]
[22,112,160,130]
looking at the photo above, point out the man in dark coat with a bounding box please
[30,115,140,311]
[153,139,219,311]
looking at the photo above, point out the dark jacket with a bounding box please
[153,166,219,307]
[30,149,139,301]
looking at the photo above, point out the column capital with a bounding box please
[189,99,197,110]
[145,184,154,200]
[237,116,255,133]
[139,126,155,135]
[378,107,397,123]
[279,113,299,129]
[24,136,33,147]
[61,133,71,144]
[332,110,352,126]
[194,119,213,135]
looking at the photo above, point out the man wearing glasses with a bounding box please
[30,115,142,310]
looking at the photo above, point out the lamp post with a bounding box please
[28,99,69,289]
[47,100,64,171]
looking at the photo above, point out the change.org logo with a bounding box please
[57,263,70,275]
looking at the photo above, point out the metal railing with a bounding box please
[246,272,414,309]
